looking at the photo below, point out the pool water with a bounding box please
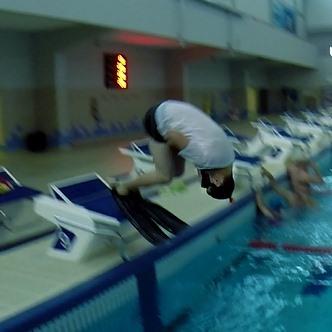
[179,250,332,332]
[260,191,332,247]
[175,182,332,331]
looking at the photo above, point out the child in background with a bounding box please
[286,149,323,207]
[255,167,295,225]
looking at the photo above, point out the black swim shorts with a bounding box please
[143,104,166,143]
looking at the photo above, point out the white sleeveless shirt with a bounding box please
[155,100,235,169]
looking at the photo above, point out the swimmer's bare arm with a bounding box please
[261,167,296,206]
[165,130,189,151]
[255,190,276,220]
[299,172,324,185]
[308,162,323,182]
[114,131,188,195]
[116,171,173,193]
[121,134,185,191]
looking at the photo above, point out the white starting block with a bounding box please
[34,174,130,261]
[34,195,124,261]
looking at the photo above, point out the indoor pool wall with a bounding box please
[0,147,330,332]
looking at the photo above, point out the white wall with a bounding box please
[0,31,36,148]
[268,67,317,89]
[306,33,332,85]
[66,42,165,91]
[61,40,167,143]
[34,34,57,136]
[280,0,296,7]
[305,0,332,33]
[184,58,231,119]
[235,0,271,23]
[309,33,332,56]
[267,61,326,106]
[295,0,306,38]
[0,0,179,39]
[296,15,306,39]
[229,61,269,88]
[182,0,229,48]
[264,52,332,111]
[0,25,172,147]
[231,16,316,68]
[0,32,35,89]
[0,0,315,68]
[201,0,234,10]
[295,0,304,14]
[185,59,230,91]
[317,57,332,86]
[245,65,269,88]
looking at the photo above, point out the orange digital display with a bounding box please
[104,53,128,89]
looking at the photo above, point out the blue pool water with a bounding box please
[178,250,332,332]
[174,187,332,331]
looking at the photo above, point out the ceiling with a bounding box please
[0,10,76,32]
[0,10,307,71]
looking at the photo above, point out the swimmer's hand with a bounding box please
[107,178,130,195]
[115,183,130,196]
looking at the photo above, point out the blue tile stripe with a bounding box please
[5,120,144,151]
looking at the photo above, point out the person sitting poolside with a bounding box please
[255,167,295,225]
[255,189,286,226]
[286,149,323,207]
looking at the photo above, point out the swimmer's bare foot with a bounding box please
[107,177,130,195]
[107,177,118,187]
[115,183,130,196]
